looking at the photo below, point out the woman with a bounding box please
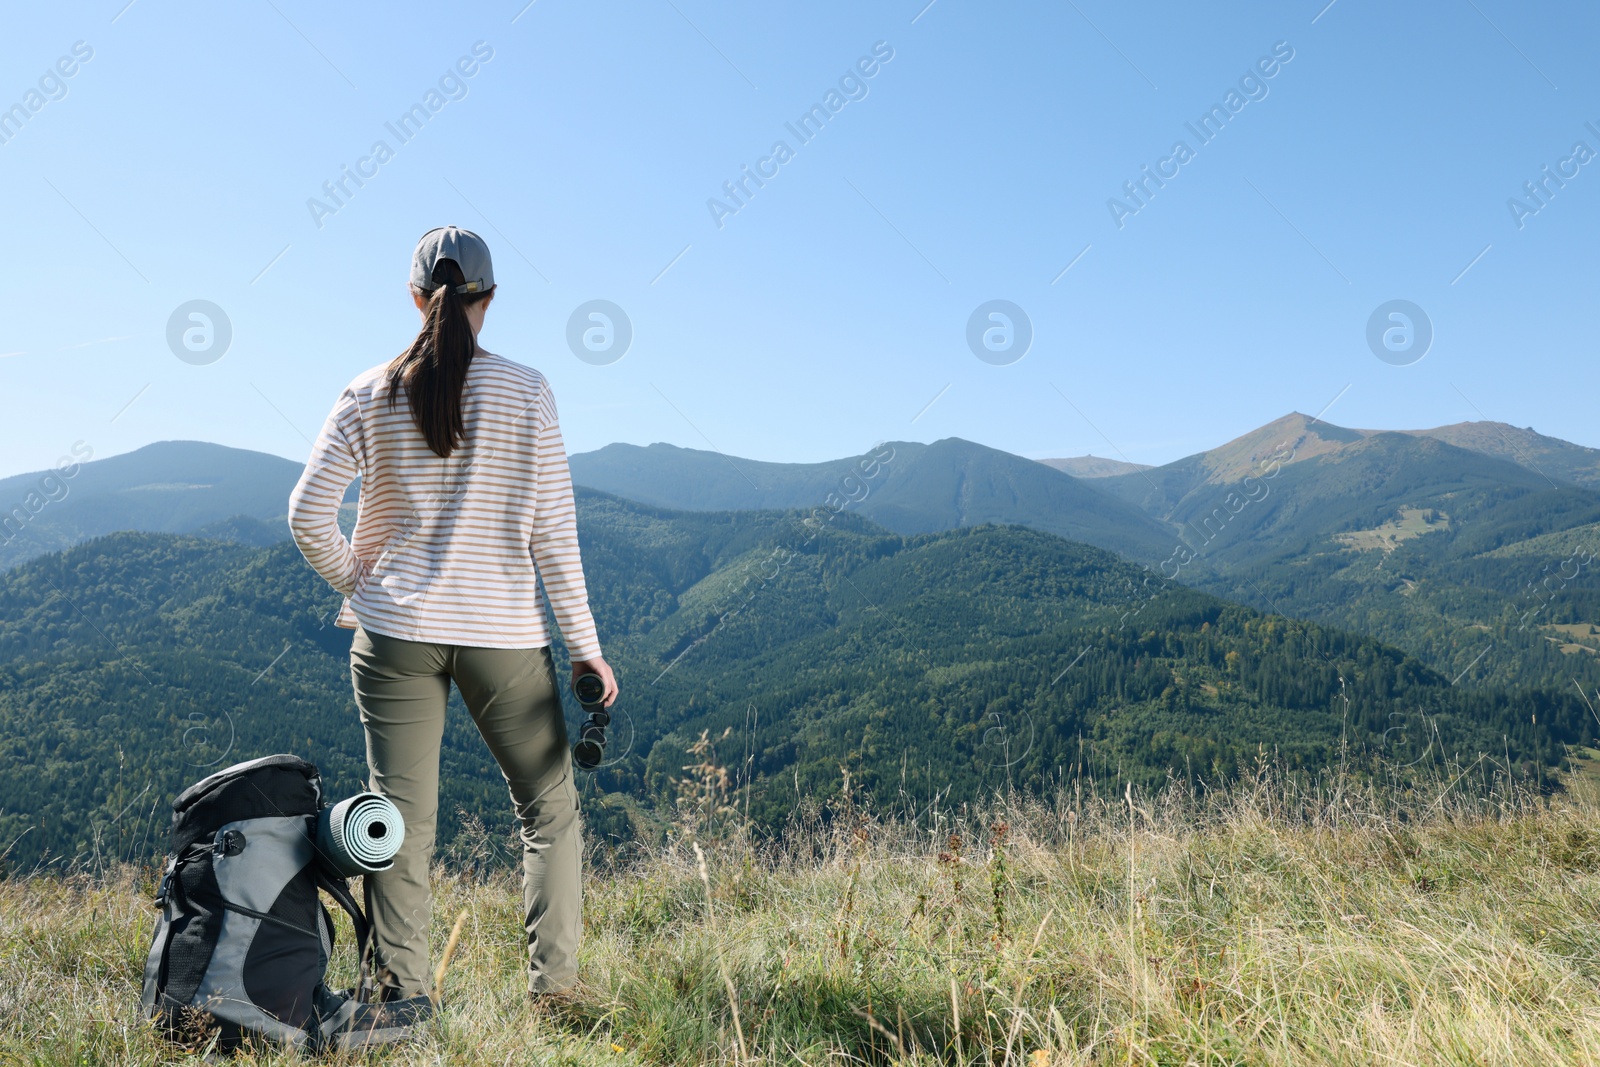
[288,225,616,1004]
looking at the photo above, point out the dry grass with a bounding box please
[6,765,1600,1065]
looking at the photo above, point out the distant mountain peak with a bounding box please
[1395,421,1600,488]
[1036,455,1153,479]
[1192,411,1365,485]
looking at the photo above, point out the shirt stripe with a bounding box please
[287,350,603,658]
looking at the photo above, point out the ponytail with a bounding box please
[387,258,492,458]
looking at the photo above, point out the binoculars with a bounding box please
[571,672,610,770]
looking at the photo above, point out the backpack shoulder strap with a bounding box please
[315,871,376,1001]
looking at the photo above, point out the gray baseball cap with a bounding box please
[410,225,495,294]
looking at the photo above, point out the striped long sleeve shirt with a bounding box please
[287,349,603,660]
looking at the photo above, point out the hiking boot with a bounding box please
[324,992,436,1049]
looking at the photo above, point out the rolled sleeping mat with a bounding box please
[316,792,406,877]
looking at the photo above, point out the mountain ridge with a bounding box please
[1035,456,1152,478]
[568,436,1180,565]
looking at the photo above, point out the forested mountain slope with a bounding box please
[0,491,1588,871]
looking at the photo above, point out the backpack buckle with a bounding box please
[153,857,177,905]
[214,829,247,857]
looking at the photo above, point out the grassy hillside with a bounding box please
[1,491,1593,872]
[1092,417,1553,528]
[1158,433,1559,563]
[8,769,1600,1065]
[1193,448,1600,693]
[1086,419,1600,693]
[1093,413,1600,508]
[1406,420,1600,489]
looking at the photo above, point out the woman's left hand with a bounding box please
[571,656,618,708]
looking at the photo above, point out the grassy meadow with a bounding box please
[6,758,1600,1065]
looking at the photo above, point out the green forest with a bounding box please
[0,489,1592,872]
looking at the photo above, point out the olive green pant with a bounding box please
[348,624,582,998]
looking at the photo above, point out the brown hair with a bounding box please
[387,258,494,458]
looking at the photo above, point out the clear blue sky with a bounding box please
[2,0,1597,480]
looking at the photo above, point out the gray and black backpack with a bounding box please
[140,754,429,1052]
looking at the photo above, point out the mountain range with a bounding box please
[4,413,1599,867]
[0,440,355,572]
[6,413,1600,696]
[1,497,1587,871]
[570,414,1600,693]
[568,437,1178,563]
[7,413,1597,577]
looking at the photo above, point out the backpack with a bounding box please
[139,754,427,1052]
